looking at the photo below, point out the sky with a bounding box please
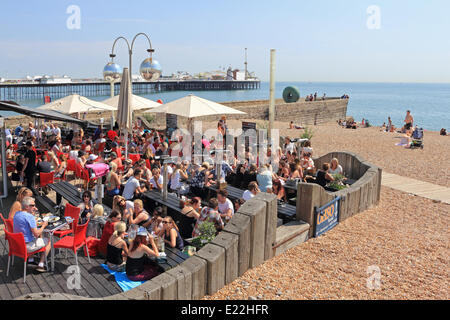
[1,0,450,82]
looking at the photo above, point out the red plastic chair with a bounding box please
[0,213,14,254]
[129,154,141,164]
[66,159,77,175]
[53,204,81,239]
[53,219,91,267]
[75,163,83,186]
[4,230,48,283]
[39,172,54,195]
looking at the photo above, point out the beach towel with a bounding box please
[395,137,410,147]
[101,264,145,292]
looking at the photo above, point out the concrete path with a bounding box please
[382,172,450,204]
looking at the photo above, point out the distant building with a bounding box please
[226,67,233,80]
[233,69,246,81]
[39,75,72,84]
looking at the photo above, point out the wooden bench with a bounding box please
[48,181,112,215]
[34,194,58,215]
[207,185,297,223]
[155,246,190,272]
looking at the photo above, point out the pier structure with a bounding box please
[0,80,260,101]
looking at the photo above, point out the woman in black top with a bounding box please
[21,141,36,190]
[126,229,160,281]
[106,221,128,271]
[78,191,93,224]
[158,216,184,251]
[316,163,335,187]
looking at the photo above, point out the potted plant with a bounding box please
[190,221,217,249]
[327,173,348,191]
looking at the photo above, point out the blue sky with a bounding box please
[1,0,450,82]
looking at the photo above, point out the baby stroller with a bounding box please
[410,127,424,149]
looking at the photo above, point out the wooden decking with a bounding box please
[0,236,122,300]
[382,172,450,204]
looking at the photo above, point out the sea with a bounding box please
[3,82,450,132]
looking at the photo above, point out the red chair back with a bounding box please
[73,220,89,249]
[75,163,83,179]
[64,203,81,229]
[0,213,14,233]
[4,230,27,260]
[81,168,90,182]
[67,159,77,172]
[39,172,54,188]
[129,154,141,164]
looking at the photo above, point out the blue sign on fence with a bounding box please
[314,196,341,237]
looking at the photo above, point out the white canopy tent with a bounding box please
[37,94,116,114]
[102,94,161,111]
[144,94,246,118]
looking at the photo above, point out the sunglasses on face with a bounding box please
[162,221,169,224]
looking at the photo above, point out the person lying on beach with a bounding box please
[289,121,304,129]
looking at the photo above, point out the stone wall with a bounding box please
[4,97,348,131]
[138,97,348,129]
[296,152,382,237]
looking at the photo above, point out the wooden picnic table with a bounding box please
[48,181,112,214]
[142,189,182,212]
[206,185,297,222]
[142,190,196,239]
[154,246,190,272]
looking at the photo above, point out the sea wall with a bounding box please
[4,98,348,129]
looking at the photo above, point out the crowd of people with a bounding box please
[4,115,348,281]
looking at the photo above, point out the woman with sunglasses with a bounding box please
[157,216,184,251]
[112,195,133,223]
[78,191,93,224]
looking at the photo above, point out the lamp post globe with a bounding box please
[139,58,162,81]
[103,62,122,82]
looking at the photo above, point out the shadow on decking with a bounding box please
[0,236,121,300]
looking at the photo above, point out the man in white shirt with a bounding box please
[149,167,164,190]
[284,136,295,156]
[122,168,146,200]
[242,181,260,201]
[53,124,61,138]
[217,189,234,223]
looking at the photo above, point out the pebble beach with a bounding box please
[202,120,450,300]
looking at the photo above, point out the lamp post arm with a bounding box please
[111,37,131,59]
